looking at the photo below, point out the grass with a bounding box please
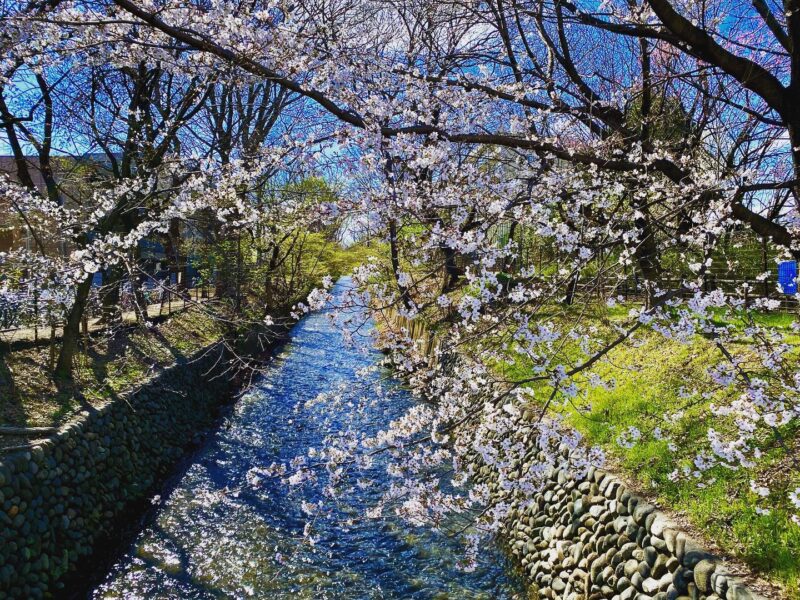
[0,307,226,432]
[489,301,800,597]
[307,237,385,279]
[567,333,800,595]
[0,239,378,434]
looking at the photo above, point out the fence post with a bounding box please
[33,289,39,342]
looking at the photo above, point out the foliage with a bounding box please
[1,0,800,590]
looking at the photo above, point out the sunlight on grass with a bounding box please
[490,304,800,596]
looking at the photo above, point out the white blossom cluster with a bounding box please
[3,0,800,548]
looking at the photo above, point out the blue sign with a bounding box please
[778,261,797,294]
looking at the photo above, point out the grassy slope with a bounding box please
[573,334,800,595]
[494,304,800,597]
[0,240,376,431]
[0,307,226,430]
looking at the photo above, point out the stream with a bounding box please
[92,278,524,599]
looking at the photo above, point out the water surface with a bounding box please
[93,279,524,599]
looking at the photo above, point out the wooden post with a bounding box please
[33,289,39,342]
[48,322,57,371]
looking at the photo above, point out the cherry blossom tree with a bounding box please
[2,0,799,549]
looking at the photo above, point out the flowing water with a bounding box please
[93,279,524,599]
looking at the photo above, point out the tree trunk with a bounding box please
[264,241,280,310]
[632,210,662,307]
[389,219,412,308]
[563,272,579,306]
[55,275,94,380]
[165,218,189,296]
[440,246,465,296]
[236,233,243,312]
[99,267,123,324]
[762,236,770,297]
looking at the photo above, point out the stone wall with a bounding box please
[0,344,237,599]
[493,453,766,600]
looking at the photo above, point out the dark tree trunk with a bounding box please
[55,275,94,380]
[99,267,123,324]
[440,246,465,295]
[632,211,662,307]
[389,219,412,308]
[563,272,579,306]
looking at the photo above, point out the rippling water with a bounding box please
[93,279,524,599]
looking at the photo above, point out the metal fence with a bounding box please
[485,222,798,309]
[0,280,211,342]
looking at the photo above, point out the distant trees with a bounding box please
[0,4,323,379]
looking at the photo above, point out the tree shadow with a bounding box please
[145,326,188,363]
[122,520,231,598]
[0,349,27,429]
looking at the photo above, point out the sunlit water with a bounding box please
[93,279,525,599]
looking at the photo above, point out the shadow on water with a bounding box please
[62,392,250,599]
[62,336,295,599]
[90,279,526,599]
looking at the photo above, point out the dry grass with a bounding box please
[0,307,226,432]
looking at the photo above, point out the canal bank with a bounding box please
[3,275,769,600]
[0,344,240,599]
[0,316,295,599]
[375,312,774,600]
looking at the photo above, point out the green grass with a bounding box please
[569,334,799,591]
[305,236,386,280]
[489,304,800,597]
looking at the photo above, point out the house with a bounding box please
[0,154,107,255]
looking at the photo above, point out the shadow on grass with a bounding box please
[0,350,27,428]
[1,308,222,435]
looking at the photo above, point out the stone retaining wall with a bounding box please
[493,454,767,600]
[0,344,236,599]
